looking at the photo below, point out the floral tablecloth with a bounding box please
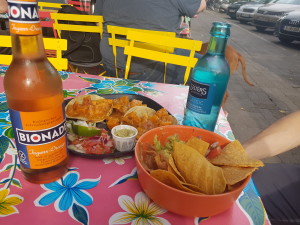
[0,66,270,225]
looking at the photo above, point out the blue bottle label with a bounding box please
[186,79,216,114]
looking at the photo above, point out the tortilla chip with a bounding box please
[209,140,264,168]
[186,136,209,156]
[172,142,226,195]
[221,166,256,185]
[182,183,204,194]
[168,156,186,182]
[65,95,113,122]
[67,94,104,105]
[124,106,156,118]
[150,169,202,194]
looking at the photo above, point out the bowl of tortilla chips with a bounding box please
[135,125,264,217]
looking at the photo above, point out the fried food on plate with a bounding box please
[124,106,156,118]
[122,107,177,138]
[65,95,113,122]
[66,95,177,139]
[112,96,145,114]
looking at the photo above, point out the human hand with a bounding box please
[197,0,207,13]
[0,0,8,14]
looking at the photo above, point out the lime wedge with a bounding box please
[72,124,101,137]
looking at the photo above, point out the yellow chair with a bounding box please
[0,35,68,71]
[50,12,104,74]
[124,31,202,84]
[50,12,103,39]
[107,25,176,78]
[38,2,72,12]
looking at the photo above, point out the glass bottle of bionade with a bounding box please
[4,0,68,184]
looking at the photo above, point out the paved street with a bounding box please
[191,10,300,164]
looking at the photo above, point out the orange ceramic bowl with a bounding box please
[135,125,250,218]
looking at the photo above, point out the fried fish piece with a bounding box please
[112,96,131,114]
[65,95,113,122]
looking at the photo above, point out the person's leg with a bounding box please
[103,64,118,77]
[252,163,300,225]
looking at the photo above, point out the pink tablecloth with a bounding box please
[0,67,270,225]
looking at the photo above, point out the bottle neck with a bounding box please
[207,36,228,55]
[11,34,46,59]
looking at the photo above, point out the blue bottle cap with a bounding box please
[210,22,231,38]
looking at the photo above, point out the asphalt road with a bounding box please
[191,10,300,164]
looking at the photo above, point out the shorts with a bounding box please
[252,163,300,225]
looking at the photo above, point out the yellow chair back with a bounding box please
[38,2,71,12]
[0,35,68,71]
[50,13,103,39]
[107,25,176,78]
[124,31,202,84]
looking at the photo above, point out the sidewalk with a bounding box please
[192,11,300,164]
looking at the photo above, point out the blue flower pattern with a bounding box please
[35,172,100,224]
[91,80,139,95]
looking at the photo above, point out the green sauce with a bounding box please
[114,128,135,137]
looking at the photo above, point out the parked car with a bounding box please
[253,0,300,31]
[274,10,300,43]
[227,1,251,19]
[219,0,231,13]
[236,0,273,24]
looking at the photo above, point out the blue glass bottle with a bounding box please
[183,22,231,131]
